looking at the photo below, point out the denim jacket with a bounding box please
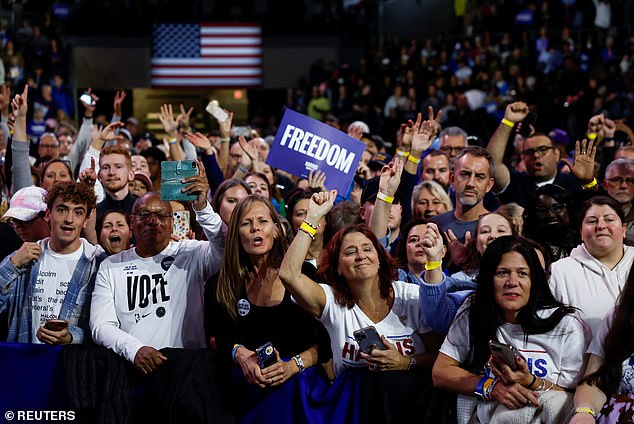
[0,238,105,343]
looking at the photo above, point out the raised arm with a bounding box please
[10,85,33,192]
[159,104,185,161]
[487,102,528,192]
[278,190,337,317]
[369,156,403,239]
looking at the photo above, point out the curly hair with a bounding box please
[317,224,398,308]
[46,181,97,215]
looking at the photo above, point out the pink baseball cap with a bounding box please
[2,186,48,222]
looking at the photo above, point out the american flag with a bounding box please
[151,23,262,87]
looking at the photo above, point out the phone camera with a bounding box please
[368,344,377,352]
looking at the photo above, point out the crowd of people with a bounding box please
[0,1,632,423]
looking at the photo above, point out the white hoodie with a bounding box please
[549,244,634,336]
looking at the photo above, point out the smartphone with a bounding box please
[206,100,228,122]
[160,160,198,201]
[172,210,190,240]
[44,319,68,331]
[489,340,524,370]
[353,326,387,354]
[79,92,95,106]
[255,342,277,369]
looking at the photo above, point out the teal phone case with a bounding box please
[160,160,198,201]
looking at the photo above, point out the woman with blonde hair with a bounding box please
[411,180,453,221]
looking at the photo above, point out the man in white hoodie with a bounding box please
[549,196,634,335]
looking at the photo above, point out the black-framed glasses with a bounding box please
[606,176,634,185]
[535,204,567,215]
[521,146,554,157]
[133,211,172,222]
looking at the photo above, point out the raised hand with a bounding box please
[411,116,436,155]
[504,102,529,124]
[307,169,327,191]
[237,135,258,171]
[159,104,178,137]
[445,229,472,267]
[185,132,214,155]
[79,156,97,187]
[112,90,126,116]
[177,104,194,132]
[181,159,210,211]
[378,156,404,197]
[80,88,99,116]
[11,84,28,121]
[347,124,363,140]
[306,190,338,224]
[561,139,597,184]
[421,222,444,262]
[426,105,443,138]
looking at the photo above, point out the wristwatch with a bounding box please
[293,355,305,373]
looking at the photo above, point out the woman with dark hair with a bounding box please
[210,178,251,225]
[206,195,327,420]
[570,263,634,423]
[550,195,634,336]
[96,209,131,255]
[522,184,578,262]
[433,235,589,423]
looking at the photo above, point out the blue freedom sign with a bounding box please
[267,109,366,195]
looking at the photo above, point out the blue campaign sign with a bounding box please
[267,109,366,195]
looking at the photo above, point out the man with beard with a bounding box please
[431,146,494,266]
[487,102,593,207]
[96,145,136,221]
[603,158,634,244]
[420,150,451,192]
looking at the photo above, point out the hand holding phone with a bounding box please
[354,326,387,354]
[255,342,278,369]
[44,319,68,332]
[79,92,96,107]
[489,340,524,371]
[160,160,198,201]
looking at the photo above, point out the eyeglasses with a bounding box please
[606,177,634,185]
[535,204,566,215]
[39,144,60,149]
[439,146,463,154]
[133,211,172,222]
[521,146,554,157]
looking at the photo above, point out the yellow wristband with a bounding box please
[407,155,421,165]
[582,178,597,189]
[425,261,442,271]
[587,132,597,141]
[299,222,317,238]
[377,192,394,204]
[574,407,596,418]
[396,149,410,158]
[501,118,515,128]
[168,138,178,145]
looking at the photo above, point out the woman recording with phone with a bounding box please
[431,235,590,423]
[206,194,328,421]
[278,180,449,422]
